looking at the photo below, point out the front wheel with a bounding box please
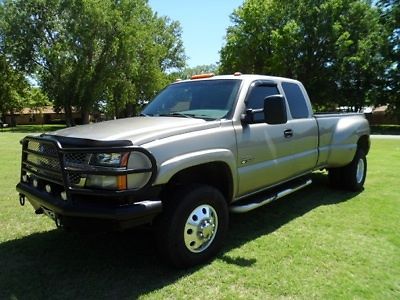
[155,184,229,268]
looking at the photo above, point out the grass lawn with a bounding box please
[0,130,399,299]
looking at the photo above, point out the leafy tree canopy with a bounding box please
[220,0,390,112]
[1,0,186,125]
[377,0,399,120]
[169,64,219,81]
[0,54,27,124]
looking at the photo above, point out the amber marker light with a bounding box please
[117,175,127,190]
[120,152,130,167]
[117,152,129,190]
[191,73,215,80]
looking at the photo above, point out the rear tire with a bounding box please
[328,149,367,191]
[155,184,229,268]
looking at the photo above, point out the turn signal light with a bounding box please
[117,175,127,190]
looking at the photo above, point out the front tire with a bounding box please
[155,184,229,268]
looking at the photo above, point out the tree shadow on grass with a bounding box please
[0,172,361,299]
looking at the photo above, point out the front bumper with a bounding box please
[17,135,162,230]
[17,182,162,230]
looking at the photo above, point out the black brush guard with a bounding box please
[16,135,162,229]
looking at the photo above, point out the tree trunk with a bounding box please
[10,110,16,127]
[81,110,90,124]
[125,103,136,117]
[64,104,74,127]
[0,110,6,123]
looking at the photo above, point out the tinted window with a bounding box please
[282,82,309,119]
[142,80,241,120]
[246,84,280,122]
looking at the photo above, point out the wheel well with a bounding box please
[358,135,370,155]
[161,162,234,203]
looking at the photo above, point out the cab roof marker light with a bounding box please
[191,73,215,80]
[234,72,242,76]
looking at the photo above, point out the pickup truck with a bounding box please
[16,73,370,267]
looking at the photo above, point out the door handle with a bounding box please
[284,129,293,138]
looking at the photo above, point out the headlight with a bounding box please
[85,175,126,190]
[127,152,153,189]
[90,152,129,167]
[84,152,129,190]
[75,150,153,191]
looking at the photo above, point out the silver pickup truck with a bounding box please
[16,74,370,267]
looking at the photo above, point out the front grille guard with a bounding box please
[20,135,157,200]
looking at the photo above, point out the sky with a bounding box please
[148,0,244,68]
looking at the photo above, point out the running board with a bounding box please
[230,179,312,213]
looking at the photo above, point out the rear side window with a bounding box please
[282,82,309,119]
[246,84,280,122]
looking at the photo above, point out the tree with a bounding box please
[377,0,399,121]
[1,0,185,125]
[220,0,389,111]
[0,54,27,126]
[171,64,219,80]
[0,4,26,125]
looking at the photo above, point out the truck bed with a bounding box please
[314,113,369,168]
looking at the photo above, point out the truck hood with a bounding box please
[48,117,220,145]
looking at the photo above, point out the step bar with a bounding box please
[230,179,312,213]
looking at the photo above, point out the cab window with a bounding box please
[282,82,309,119]
[246,84,280,122]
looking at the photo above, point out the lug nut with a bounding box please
[33,179,38,188]
[22,175,28,182]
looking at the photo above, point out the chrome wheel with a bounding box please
[356,158,365,184]
[184,204,218,253]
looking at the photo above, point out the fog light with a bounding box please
[33,179,38,188]
[22,175,28,182]
[45,184,52,193]
[60,191,67,201]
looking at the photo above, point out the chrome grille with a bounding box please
[27,140,58,157]
[23,139,63,183]
[26,153,60,170]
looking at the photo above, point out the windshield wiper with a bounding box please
[159,112,195,118]
[139,113,153,117]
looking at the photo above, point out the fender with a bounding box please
[154,148,237,195]
[327,116,370,167]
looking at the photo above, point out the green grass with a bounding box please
[0,130,399,299]
[1,124,66,133]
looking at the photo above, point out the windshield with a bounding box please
[141,79,242,120]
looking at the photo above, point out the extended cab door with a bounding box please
[235,80,318,197]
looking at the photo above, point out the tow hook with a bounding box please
[19,194,25,206]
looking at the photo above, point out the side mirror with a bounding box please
[264,95,287,124]
[241,109,255,124]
